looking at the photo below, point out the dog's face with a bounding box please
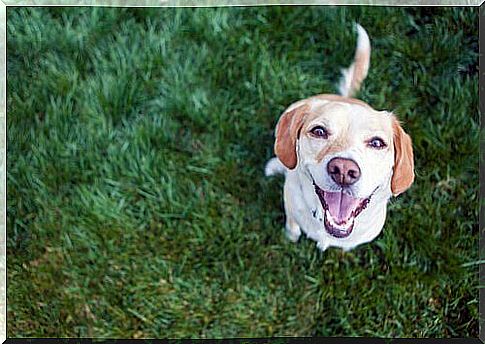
[275,95,414,241]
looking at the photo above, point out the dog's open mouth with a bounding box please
[313,183,371,238]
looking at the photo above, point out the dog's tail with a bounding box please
[337,24,371,98]
[265,157,286,177]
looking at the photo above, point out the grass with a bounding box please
[6,6,479,338]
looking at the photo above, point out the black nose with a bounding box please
[327,157,361,186]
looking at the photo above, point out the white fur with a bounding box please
[265,25,399,252]
[278,101,395,251]
[283,165,391,251]
[338,23,371,97]
[264,157,286,177]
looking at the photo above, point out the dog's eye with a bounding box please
[367,137,387,149]
[310,126,328,139]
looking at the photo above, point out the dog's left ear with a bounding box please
[274,104,309,170]
[391,117,414,196]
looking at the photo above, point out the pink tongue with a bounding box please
[324,191,362,223]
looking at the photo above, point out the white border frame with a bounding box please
[0,1,482,342]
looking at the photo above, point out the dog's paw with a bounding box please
[285,220,301,243]
[285,228,301,243]
[316,241,329,252]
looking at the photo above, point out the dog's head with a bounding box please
[275,94,414,241]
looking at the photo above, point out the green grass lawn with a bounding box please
[7,6,479,338]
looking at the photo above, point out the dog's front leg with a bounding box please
[285,215,301,242]
[283,177,302,242]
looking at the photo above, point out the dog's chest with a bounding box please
[285,173,325,233]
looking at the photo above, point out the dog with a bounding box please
[265,24,414,252]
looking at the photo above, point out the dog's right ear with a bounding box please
[274,104,309,170]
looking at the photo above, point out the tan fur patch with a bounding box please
[350,47,370,94]
[311,94,373,109]
[316,138,350,163]
[391,117,415,196]
[274,104,310,169]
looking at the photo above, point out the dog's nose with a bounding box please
[327,157,361,186]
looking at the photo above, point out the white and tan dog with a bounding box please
[265,24,414,251]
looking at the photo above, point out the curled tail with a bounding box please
[337,24,371,98]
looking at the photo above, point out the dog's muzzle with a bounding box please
[313,181,373,238]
